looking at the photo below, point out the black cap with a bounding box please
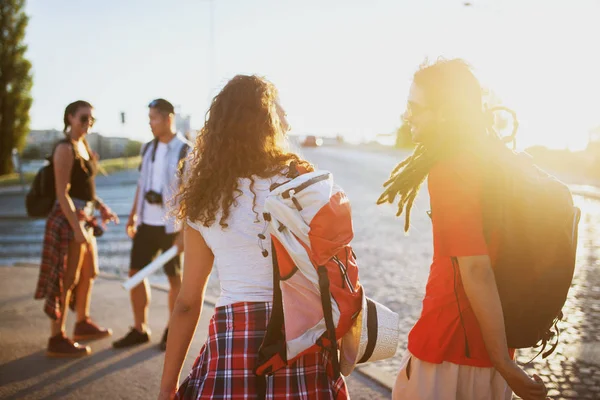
[148,98,175,114]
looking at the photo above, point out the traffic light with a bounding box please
[121,112,126,124]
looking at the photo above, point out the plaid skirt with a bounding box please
[176,302,349,400]
[34,200,92,320]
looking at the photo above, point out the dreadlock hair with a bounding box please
[63,100,97,174]
[377,58,518,232]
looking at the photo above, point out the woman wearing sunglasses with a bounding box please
[35,100,119,357]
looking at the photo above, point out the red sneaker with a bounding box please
[47,333,91,358]
[73,318,113,341]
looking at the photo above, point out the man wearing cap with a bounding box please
[113,99,191,351]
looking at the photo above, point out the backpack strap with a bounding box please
[267,161,310,192]
[286,160,310,178]
[138,139,157,172]
[317,265,341,379]
[178,141,189,161]
[177,141,190,175]
[255,242,286,397]
[524,313,562,363]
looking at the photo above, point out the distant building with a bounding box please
[27,129,64,156]
[25,130,138,159]
[587,126,600,155]
[87,133,130,159]
[175,113,192,137]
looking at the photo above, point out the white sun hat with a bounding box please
[339,291,401,376]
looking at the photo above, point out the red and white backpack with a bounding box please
[255,166,365,378]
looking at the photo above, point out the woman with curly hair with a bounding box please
[158,75,349,400]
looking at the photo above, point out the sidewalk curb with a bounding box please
[355,364,396,390]
[9,262,395,391]
[0,213,131,221]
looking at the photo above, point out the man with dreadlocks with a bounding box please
[381,59,549,400]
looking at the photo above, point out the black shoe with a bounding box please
[112,328,150,349]
[159,328,168,351]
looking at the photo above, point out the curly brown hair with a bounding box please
[176,75,313,228]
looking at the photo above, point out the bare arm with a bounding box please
[159,224,214,399]
[126,185,141,238]
[130,185,140,217]
[53,144,85,239]
[129,143,146,225]
[458,255,548,400]
[457,255,512,367]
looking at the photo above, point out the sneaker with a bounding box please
[112,328,150,349]
[47,333,91,358]
[160,328,168,351]
[73,318,113,341]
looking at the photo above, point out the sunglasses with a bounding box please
[80,115,96,125]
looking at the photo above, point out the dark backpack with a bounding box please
[481,150,581,358]
[138,140,153,172]
[25,139,71,218]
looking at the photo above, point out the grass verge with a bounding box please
[0,156,141,188]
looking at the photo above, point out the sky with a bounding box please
[24,0,600,149]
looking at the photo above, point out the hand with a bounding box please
[174,232,184,253]
[99,204,120,226]
[74,226,90,245]
[76,209,87,221]
[502,363,549,400]
[157,388,176,400]
[126,213,137,239]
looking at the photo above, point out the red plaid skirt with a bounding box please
[176,302,349,400]
[34,203,76,320]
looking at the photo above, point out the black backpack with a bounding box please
[435,109,581,360]
[25,139,71,218]
[479,150,581,358]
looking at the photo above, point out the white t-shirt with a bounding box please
[142,142,168,226]
[188,175,287,307]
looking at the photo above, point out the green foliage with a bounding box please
[20,144,41,160]
[124,140,143,157]
[0,156,142,187]
[0,0,33,174]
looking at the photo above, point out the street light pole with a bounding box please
[121,111,127,167]
[208,0,216,101]
[11,148,25,194]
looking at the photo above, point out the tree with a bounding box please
[21,144,40,159]
[0,0,33,175]
[124,140,142,157]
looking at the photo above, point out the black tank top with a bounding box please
[56,139,97,202]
